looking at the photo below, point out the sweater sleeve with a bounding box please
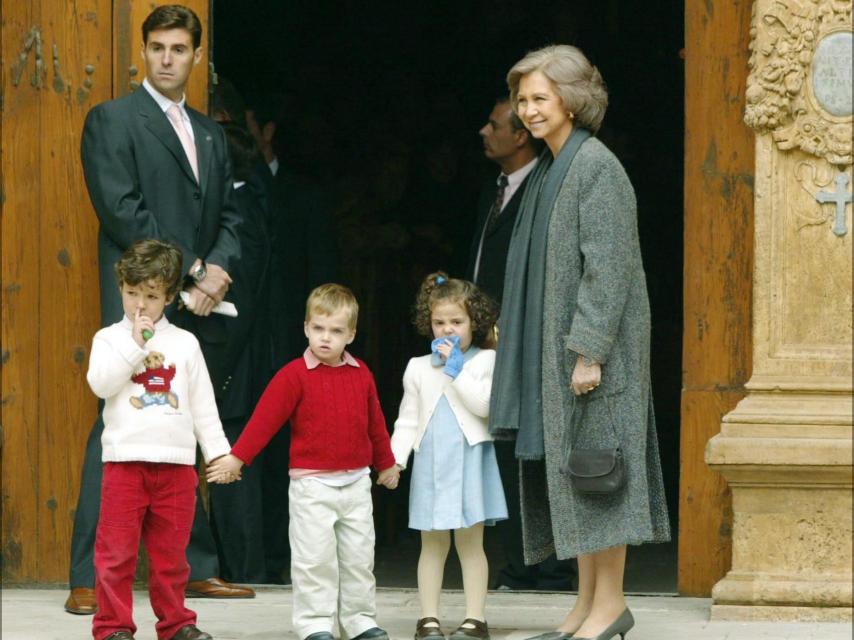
[86,330,147,399]
[231,363,302,466]
[565,150,637,363]
[186,342,231,462]
[391,359,420,469]
[450,350,494,418]
[365,368,396,472]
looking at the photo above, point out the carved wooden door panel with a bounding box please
[0,0,209,583]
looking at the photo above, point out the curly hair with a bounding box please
[114,239,183,299]
[413,271,498,348]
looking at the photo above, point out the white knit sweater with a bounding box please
[391,348,496,469]
[87,316,230,465]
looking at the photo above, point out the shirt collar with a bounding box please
[502,156,538,190]
[303,347,360,369]
[142,77,187,114]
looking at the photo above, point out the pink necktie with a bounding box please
[166,103,199,182]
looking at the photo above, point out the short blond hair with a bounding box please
[305,283,359,330]
[507,44,608,134]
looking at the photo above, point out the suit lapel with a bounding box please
[134,88,198,185]
[188,108,214,194]
[485,172,531,237]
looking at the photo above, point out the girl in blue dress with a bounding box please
[392,272,508,640]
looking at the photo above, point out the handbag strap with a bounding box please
[568,394,621,449]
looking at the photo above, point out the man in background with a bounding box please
[468,97,576,591]
[67,5,254,618]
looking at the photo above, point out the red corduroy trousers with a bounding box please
[92,461,198,640]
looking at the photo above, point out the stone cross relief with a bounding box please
[815,172,853,237]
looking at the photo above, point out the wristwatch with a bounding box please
[191,261,207,284]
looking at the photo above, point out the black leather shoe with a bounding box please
[104,632,135,640]
[304,633,334,640]
[170,624,212,640]
[352,628,389,640]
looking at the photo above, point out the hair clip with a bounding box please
[435,276,446,285]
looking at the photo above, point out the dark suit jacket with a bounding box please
[217,178,271,418]
[465,170,534,305]
[81,86,242,387]
[265,168,337,373]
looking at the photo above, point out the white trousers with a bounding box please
[289,475,379,640]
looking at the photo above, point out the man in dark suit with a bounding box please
[467,97,539,304]
[243,93,339,584]
[468,97,576,591]
[66,4,254,617]
[207,121,272,585]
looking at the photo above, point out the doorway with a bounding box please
[211,0,684,593]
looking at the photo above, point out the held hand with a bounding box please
[377,465,400,490]
[571,357,602,396]
[206,454,244,484]
[196,263,231,303]
[184,286,216,316]
[132,309,155,347]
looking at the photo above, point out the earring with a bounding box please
[568,111,575,120]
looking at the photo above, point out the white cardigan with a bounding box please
[391,348,495,469]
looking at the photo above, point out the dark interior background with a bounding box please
[212,0,684,592]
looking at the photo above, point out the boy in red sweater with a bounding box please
[207,284,399,640]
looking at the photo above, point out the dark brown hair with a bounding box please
[142,4,202,49]
[413,272,498,348]
[114,239,183,298]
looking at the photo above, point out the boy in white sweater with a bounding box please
[87,239,230,640]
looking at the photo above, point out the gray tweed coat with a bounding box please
[519,137,671,563]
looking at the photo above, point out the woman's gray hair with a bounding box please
[507,45,608,134]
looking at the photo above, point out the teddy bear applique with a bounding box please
[130,351,179,409]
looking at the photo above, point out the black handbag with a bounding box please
[560,395,626,495]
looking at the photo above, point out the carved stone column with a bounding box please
[706,0,853,622]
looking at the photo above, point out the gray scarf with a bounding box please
[489,127,591,459]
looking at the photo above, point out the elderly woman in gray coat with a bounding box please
[489,45,670,640]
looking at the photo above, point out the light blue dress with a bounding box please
[408,346,508,531]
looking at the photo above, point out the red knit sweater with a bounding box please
[231,356,396,472]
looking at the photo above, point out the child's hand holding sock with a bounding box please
[431,335,464,379]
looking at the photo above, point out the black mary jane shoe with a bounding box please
[449,618,489,640]
[415,617,445,640]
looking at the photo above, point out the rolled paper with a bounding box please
[178,291,238,317]
[142,329,154,341]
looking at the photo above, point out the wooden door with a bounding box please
[679,0,755,595]
[1,0,209,584]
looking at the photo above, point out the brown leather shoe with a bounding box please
[449,619,489,640]
[170,624,212,640]
[185,577,255,598]
[416,617,445,640]
[64,587,97,615]
[104,632,135,640]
